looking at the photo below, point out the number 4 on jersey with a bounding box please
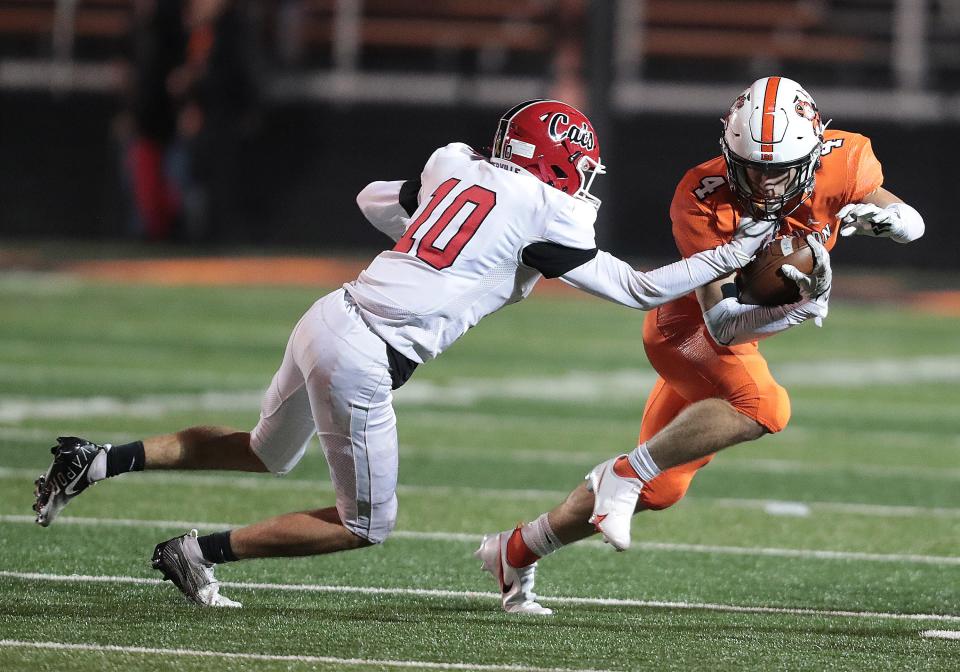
[394,178,497,270]
[694,175,726,200]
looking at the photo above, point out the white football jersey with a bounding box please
[345,143,597,363]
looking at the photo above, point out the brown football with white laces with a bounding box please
[736,235,814,306]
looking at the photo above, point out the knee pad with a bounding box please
[339,494,397,544]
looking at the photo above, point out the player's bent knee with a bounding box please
[730,383,791,436]
[341,496,398,545]
[758,383,791,434]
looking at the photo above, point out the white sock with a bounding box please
[518,513,564,559]
[86,449,108,483]
[626,442,662,482]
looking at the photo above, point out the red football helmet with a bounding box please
[491,99,606,207]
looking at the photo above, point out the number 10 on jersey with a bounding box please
[394,178,497,270]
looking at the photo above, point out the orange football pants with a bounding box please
[637,302,791,510]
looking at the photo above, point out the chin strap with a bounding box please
[533,155,564,191]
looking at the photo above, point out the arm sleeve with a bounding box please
[703,296,828,346]
[356,179,420,242]
[559,243,753,310]
[886,202,924,244]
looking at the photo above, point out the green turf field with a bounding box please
[1,274,958,671]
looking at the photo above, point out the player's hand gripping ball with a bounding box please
[737,235,815,306]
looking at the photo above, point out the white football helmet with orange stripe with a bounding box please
[721,76,825,220]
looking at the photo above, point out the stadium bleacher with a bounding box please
[1,0,955,95]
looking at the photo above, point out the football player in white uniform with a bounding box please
[33,99,775,608]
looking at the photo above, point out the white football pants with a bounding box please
[250,289,398,543]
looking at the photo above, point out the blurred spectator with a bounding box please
[118,0,188,241]
[117,0,261,242]
[178,0,262,242]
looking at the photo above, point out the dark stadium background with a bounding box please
[1,1,956,269]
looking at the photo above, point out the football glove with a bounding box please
[837,202,924,243]
[728,216,779,267]
[795,292,830,328]
[782,235,831,301]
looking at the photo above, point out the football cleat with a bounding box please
[151,529,242,608]
[475,531,552,615]
[586,455,643,551]
[33,436,108,527]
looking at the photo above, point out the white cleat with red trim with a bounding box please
[475,531,553,615]
[586,455,643,551]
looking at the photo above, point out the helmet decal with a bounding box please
[723,92,749,128]
[490,99,605,207]
[759,76,782,157]
[547,113,596,151]
[794,97,822,134]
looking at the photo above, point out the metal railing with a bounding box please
[0,0,956,121]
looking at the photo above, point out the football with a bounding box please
[737,235,815,306]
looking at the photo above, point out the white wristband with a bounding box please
[886,202,925,244]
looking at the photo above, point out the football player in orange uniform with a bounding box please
[477,76,925,613]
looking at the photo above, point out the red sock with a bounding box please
[505,526,540,568]
[613,455,641,479]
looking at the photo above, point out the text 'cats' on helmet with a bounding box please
[491,99,606,208]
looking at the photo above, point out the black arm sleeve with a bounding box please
[399,178,421,217]
[521,242,599,279]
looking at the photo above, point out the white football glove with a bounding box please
[794,292,830,328]
[782,235,831,302]
[728,216,779,267]
[837,202,924,243]
[838,203,898,238]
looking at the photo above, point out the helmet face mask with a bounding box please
[491,99,606,208]
[722,142,820,220]
[721,76,824,220]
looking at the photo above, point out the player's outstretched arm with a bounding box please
[356,179,421,242]
[554,216,776,310]
[838,187,924,244]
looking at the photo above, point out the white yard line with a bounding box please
[0,391,264,423]
[1,570,957,624]
[0,640,609,672]
[0,363,267,389]
[707,497,960,519]
[4,427,959,484]
[0,466,566,501]
[2,514,958,566]
[3,465,960,518]
[711,456,960,481]
[3,354,960,422]
[921,630,960,640]
[781,426,960,451]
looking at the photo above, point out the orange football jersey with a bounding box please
[671,129,884,259]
